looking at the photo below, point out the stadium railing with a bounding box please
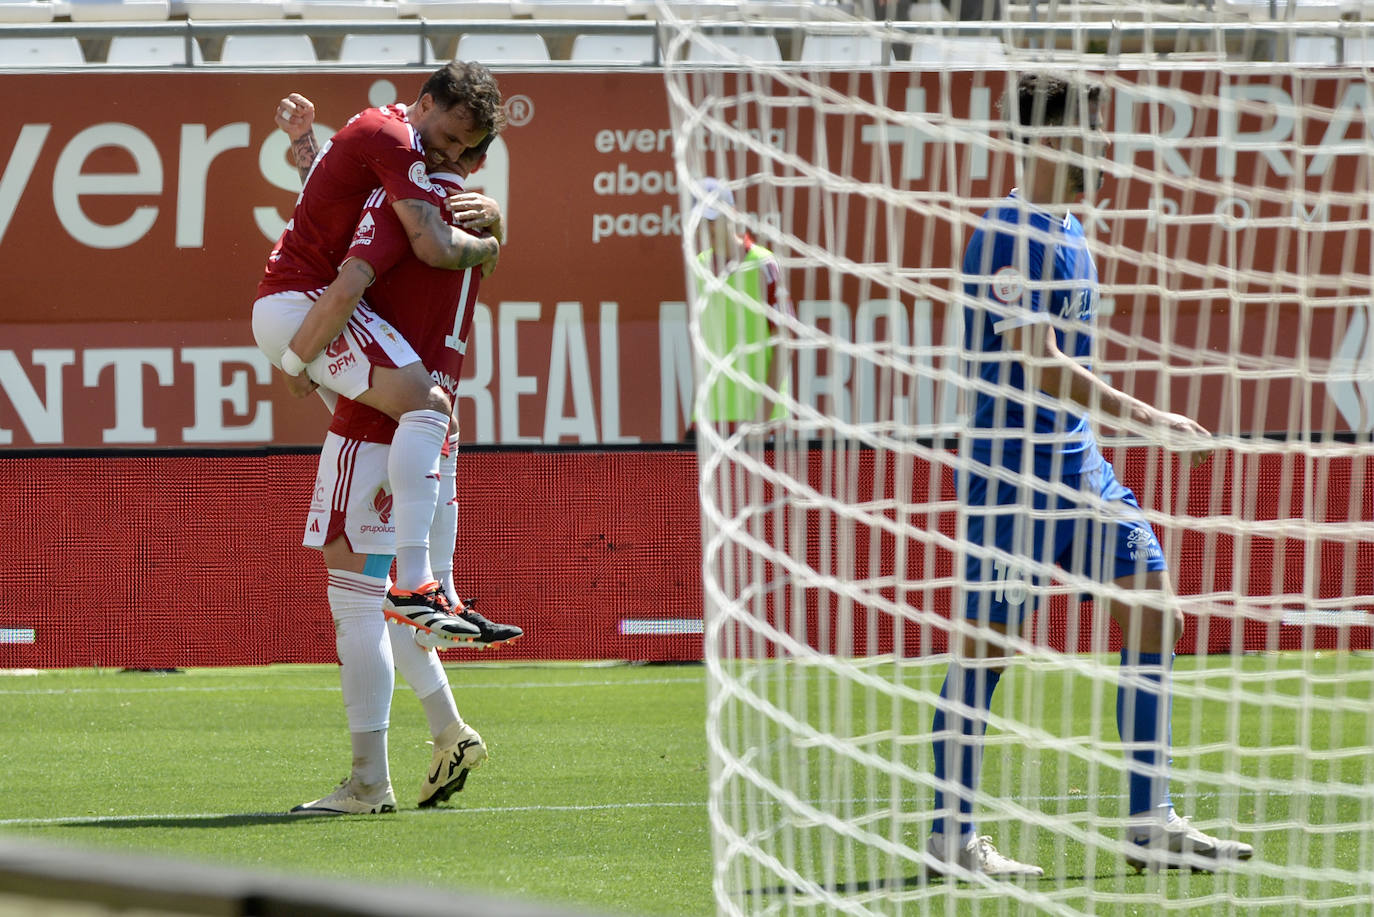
[0,14,1345,67]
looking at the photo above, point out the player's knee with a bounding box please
[423,385,452,416]
[363,364,440,420]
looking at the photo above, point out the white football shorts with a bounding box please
[252,290,421,401]
[303,432,396,555]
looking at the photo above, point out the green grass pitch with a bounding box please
[1,654,1371,916]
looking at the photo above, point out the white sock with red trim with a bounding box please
[389,409,448,592]
[327,568,394,787]
[430,433,461,608]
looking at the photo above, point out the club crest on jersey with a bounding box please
[991,267,1024,304]
[352,212,375,246]
[408,161,434,191]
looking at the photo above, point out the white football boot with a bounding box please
[1126,810,1254,873]
[418,721,488,808]
[290,777,396,815]
[414,597,523,650]
[926,832,1044,879]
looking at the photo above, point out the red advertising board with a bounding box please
[1,69,1370,447]
[0,446,1367,669]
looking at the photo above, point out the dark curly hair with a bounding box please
[1007,72,1104,141]
[420,61,507,136]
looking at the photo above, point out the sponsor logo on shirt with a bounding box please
[432,369,460,401]
[328,351,357,376]
[409,161,433,191]
[1126,526,1161,561]
[352,212,375,247]
[369,486,393,524]
[359,523,395,536]
[991,267,1024,304]
[325,334,350,359]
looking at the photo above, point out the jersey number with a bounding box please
[443,270,478,355]
[991,559,1029,607]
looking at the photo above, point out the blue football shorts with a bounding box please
[960,457,1167,627]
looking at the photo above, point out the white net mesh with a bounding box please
[664,5,1374,914]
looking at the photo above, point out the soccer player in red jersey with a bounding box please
[252,62,506,641]
[288,138,521,815]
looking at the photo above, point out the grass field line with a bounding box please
[0,675,706,696]
[0,790,1282,830]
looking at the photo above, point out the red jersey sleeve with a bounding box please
[345,188,412,278]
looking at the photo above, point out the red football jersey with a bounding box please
[257,105,447,299]
[329,172,483,445]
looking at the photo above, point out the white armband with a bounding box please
[280,347,307,377]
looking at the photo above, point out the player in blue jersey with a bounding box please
[927,72,1254,878]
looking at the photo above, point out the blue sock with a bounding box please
[932,663,1002,838]
[1117,650,1174,817]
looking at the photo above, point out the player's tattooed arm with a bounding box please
[392,198,500,271]
[290,133,320,182]
[274,92,319,182]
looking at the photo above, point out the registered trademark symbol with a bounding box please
[505,94,534,127]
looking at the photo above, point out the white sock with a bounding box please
[350,729,390,790]
[388,618,448,700]
[327,569,395,784]
[389,409,449,590]
[430,433,461,607]
[386,619,464,739]
[420,685,464,739]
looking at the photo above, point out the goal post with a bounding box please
[663,6,1374,914]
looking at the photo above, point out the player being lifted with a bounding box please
[270,89,514,645]
[252,62,504,645]
[928,71,1255,877]
[289,134,520,815]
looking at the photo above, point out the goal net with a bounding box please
[662,4,1374,914]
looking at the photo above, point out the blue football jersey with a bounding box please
[961,193,1102,479]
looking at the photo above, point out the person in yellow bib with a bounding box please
[692,177,792,433]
